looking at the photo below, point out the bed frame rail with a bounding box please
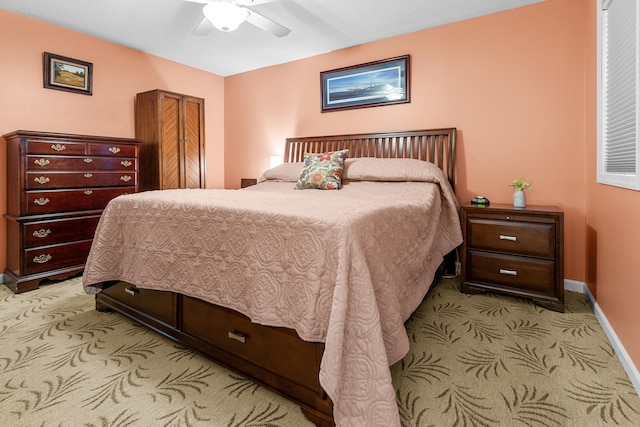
[284,128,457,190]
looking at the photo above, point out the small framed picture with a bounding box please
[321,55,410,112]
[43,52,93,95]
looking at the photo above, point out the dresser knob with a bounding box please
[84,158,93,163]
[84,173,93,178]
[84,190,93,195]
[33,176,50,185]
[120,175,132,182]
[109,146,121,154]
[33,229,52,238]
[51,144,66,152]
[499,235,517,242]
[121,160,132,167]
[33,254,52,264]
[34,197,50,206]
[34,158,50,167]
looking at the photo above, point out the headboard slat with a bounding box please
[284,128,457,191]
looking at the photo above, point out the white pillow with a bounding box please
[258,162,304,183]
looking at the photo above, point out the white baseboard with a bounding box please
[565,279,640,395]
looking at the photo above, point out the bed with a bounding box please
[82,128,463,427]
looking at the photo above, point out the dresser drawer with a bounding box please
[26,140,87,155]
[467,218,555,258]
[24,215,101,248]
[467,250,555,295]
[27,172,137,189]
[100,282,177,326]
[182,296,323,393]
[24,240,93,275]
[89,143,137,157]
[27,156,137,171]
[26,188,133,214]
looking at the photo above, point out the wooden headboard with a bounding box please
[284,128,457,191]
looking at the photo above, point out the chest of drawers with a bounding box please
[460,203,564,312]
[3,130,140,293]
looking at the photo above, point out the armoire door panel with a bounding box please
[184,97,204,189]
[161,100,181,190]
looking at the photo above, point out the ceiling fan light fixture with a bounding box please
[203,2,249,32]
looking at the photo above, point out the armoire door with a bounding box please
[160,92,182,189]
[181,96,205,189]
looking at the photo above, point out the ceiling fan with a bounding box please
[183,0,291,37]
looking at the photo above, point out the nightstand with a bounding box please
[460,203,564,312]
[240,178,257,188]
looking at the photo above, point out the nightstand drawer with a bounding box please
[467,218,554,258]
[467,250,555,294]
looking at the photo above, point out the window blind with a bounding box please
[599,0,640,189]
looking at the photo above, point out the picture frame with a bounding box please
[321,54,409,112]
[43,52,93,95]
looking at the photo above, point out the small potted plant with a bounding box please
[510,177,531,208]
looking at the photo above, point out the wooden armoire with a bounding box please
[135,89,205,191]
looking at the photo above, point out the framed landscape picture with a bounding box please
[321,55,409,112]
[43,52,93,95]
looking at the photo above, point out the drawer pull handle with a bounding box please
[84,190,93,195]
[34,176,50,185]
[121,160,132,167]
[33,254,52,264]
[499,268,518,276]
[51,144,66,152]
[84,173,93,178]
[84,158,93,163]
[124,287,138,296]
[499,235,517,242]
[33,229,52,238]
[120,175,132,182]
[228,331,247,344]
[34,158,50,167]
[34,197,50,206]
[109,146,121,154]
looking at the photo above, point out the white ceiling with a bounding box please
[0,0,544,76]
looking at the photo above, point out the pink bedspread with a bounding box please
[83,158,463,427]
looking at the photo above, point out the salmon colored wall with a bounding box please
[0,10,225,273]
[2,1,637,373]
[584,3,640,369]
[225,0,587,285]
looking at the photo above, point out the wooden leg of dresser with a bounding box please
[2,271,40,293]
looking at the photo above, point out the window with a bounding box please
[597,0,640,190]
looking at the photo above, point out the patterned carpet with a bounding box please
[0,276,639,427]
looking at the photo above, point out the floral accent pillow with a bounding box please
[294,149,349,190]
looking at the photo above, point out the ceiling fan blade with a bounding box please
[235,0,277,5]
[245,9,290,37]
[191,16,214,36]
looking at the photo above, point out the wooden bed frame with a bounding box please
[94,128,457,427]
